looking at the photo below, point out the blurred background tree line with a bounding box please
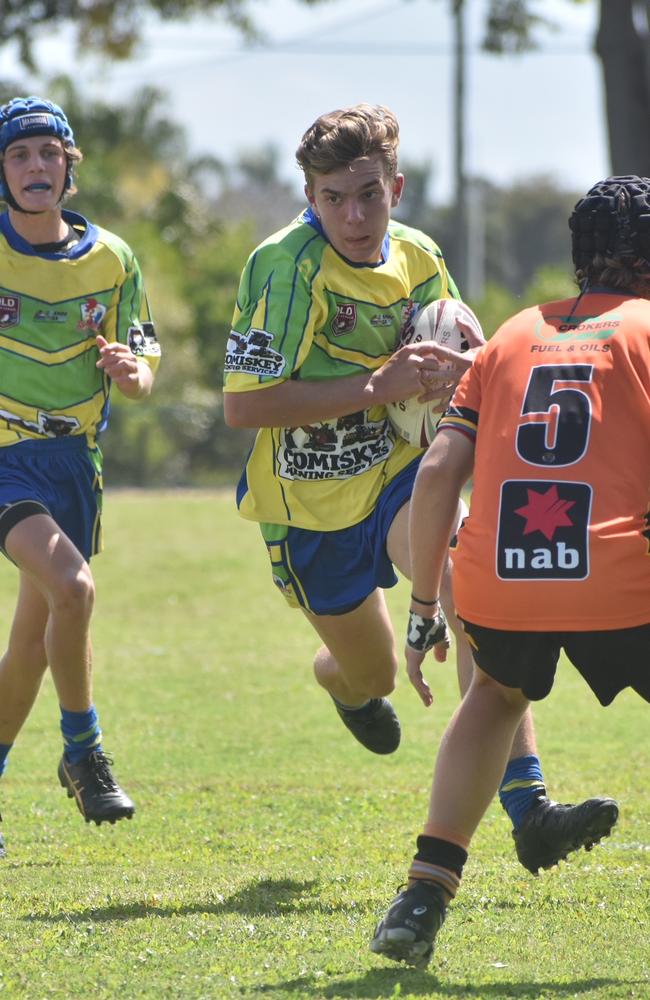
[0,0,647,486]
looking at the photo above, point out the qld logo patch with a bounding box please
[0,294,20,330]
[497,480,592,580]
[331,303,357,336]
[78,298,107,332]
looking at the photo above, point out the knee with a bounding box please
[50,565,95,618]
[313,645,397,699]
[361,675,395,699]
[472,667,529,714]
[353,656,398,699]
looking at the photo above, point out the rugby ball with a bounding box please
[386,298,484,448]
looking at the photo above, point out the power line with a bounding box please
[137,41,592,54]
[106,40,593,83]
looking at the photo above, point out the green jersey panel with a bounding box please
[224,211,460,531]
[0,211,160,448]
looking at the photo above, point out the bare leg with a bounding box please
[0,574,49,744]
[388,499,538,761]
[0,514,135,827]
[427,667,530,843]
[5,515,95,712]
[306,587,398,705]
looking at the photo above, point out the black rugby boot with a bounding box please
[332,697,401,754]
[58,751,135,825]
[514,795,619,874]
[370,881,447,969]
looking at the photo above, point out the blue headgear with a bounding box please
[0,96,76,203]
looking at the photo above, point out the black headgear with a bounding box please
[569,175,650,270]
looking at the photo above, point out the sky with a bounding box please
[0,0,608,205]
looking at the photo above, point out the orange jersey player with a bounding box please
[444,290,650,633]
[371,175,649,970]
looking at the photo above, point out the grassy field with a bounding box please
[0,491,648,999]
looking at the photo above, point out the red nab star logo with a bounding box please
[498,479,590,580]
[514,485,575,540]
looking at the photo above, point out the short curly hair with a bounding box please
[574,253,650,295]
[296,104,400,187]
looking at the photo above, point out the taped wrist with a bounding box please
[407,608,448,652]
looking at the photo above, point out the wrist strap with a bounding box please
[411,594,440,606]
[407,608,449,652]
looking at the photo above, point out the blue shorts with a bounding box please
[261,457,420,616]
[0,437,103,561]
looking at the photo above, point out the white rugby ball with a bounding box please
[386,298,484,448]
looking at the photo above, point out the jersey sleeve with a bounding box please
[223,243,320,393]
[108,250,161,375]
[437,350,482,443]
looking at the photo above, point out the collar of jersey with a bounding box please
[302,206,390,268]
[0,209,98,260]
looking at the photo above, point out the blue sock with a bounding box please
[498,754,546,831]
[60,706,102,764]
[0,743,13,777]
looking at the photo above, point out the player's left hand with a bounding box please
[96,334,142,394]
[419,342,481,413]
[96,334,137,381]
[405,606,450,707]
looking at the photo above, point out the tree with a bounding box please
[595,0,650,175]
[399,169,578,298]
[4,0,650,175]
[0,0,258,69]
[483,0,650,177]
[0,0,335,71]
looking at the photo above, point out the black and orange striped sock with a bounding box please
[407,833,469,905]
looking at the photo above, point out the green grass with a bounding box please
[0,491,648,999]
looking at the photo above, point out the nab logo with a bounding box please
[497,480,592,580]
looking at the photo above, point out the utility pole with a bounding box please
[452,0,468,295]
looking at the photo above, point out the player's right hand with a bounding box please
[369,343,448,405]
[405,645,434,707]
[404,606,450,706]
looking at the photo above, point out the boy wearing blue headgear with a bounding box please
[0,96,161,855]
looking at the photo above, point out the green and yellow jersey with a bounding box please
[224,207,458,531]
[0,209,160,450]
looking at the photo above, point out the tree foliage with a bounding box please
[0,0,334,69]
[2,1,648,176]
[0,0,258,69]
[482,0,556,54]
[398,167,578,298]
[481,0,650,176]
